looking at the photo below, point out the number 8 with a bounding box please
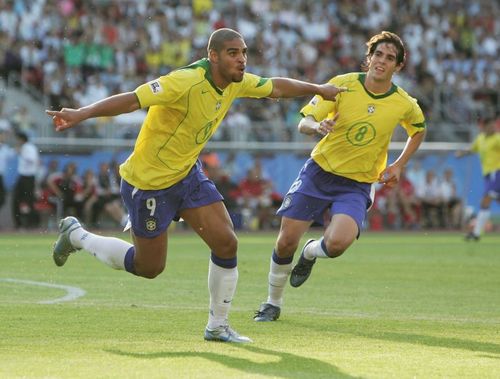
[146,198,156,216]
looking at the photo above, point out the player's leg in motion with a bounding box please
[52,178,171,277]
[181,202,251,343]
[254,217,310,322]
[53,215,168,278]
[467,193,493,241]
[290,214,358,287]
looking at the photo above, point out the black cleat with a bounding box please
[290,239,316,288]
[464,232,480,241]
[253,303,281,322]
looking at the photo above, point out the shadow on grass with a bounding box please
[290,319,500,355]
[106,344,362,379]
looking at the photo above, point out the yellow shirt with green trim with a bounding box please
[300,72,426,183]
[471,132,500,175]
[119,58,273,190]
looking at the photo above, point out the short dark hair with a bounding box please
[15,131,28,142]
[207,28,243,54]
[362,31,406,70]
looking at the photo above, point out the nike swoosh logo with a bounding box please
[223,299,232,303]
[202,89,209,94]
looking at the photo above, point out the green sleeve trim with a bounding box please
[412,122,426,129]
[256,78,269,88]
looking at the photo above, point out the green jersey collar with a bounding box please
[358,73,397,99]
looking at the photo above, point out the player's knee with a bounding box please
[136,262,165,279]
[215,233,238,258]
[275,235,299,256]
[323,238,352,258]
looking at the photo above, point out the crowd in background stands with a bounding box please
[0,0,498,142]
[368,161,465,231]
[0,133,479,232]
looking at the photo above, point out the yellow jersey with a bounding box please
[120,58,273,189]
[301,72,426,183]
[471,132,500,175]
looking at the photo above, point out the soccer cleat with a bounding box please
[464,232,480,242]
[290,239,316,288]
[204,325,252,343]
[253,302,281,322]
[53,216,82,267]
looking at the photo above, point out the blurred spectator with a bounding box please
[11,105,36,138]
[46,162,84,219]
[204,163,241,229]
[34,159,60,231]
[392,170,421,229]
[440,168,463,229]
[406,159,426,190]
[232,161,282,230]
[93,161,127,228]
[12,131,39,229]
[416,170,444,229]
[0,128,15,215]
[81,169,99,226]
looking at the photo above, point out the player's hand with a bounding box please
[316,113,339,136]
[318,83,347,101]
[45,108,84,132]
[378,165,401,188]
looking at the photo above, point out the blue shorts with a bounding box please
[483,170,500,199]
[120,160,223,238]
[277,158,374,232]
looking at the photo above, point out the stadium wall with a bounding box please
[2,149,499,219]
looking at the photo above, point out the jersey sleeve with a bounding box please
[399,97,426,136]
[134,72,187,108]
[299,76,340,121]
[237,73,273,98]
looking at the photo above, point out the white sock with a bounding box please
[266,258,292,307]
[303,238,329,260]
[69,227,132,270]
[473,209,490,236]
[207,260,238,329]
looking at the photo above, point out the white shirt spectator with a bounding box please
[0,142,15,175]
[18,141,39,176]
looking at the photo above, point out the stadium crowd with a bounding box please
[0,0,498,232]
[0,0,498,142]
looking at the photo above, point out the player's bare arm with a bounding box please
[299,114,340,136]
[45,92,140,132]
[379,129,426,187]
[269,78,346,101]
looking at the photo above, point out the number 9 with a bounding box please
[146,198,156,216]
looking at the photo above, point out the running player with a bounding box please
[254,31,426,322]
[456,116,500,241]
[46,28,345,342]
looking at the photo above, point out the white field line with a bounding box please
[0,278,86,304]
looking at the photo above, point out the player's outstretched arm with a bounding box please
[269,78,346,101]
[379,130,426,187]
[45,92,140,132]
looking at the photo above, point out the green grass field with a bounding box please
[0,230,499,378]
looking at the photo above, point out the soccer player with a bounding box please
[45,28,345,343]
[456,117,500,241]
[254,31,426,322]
